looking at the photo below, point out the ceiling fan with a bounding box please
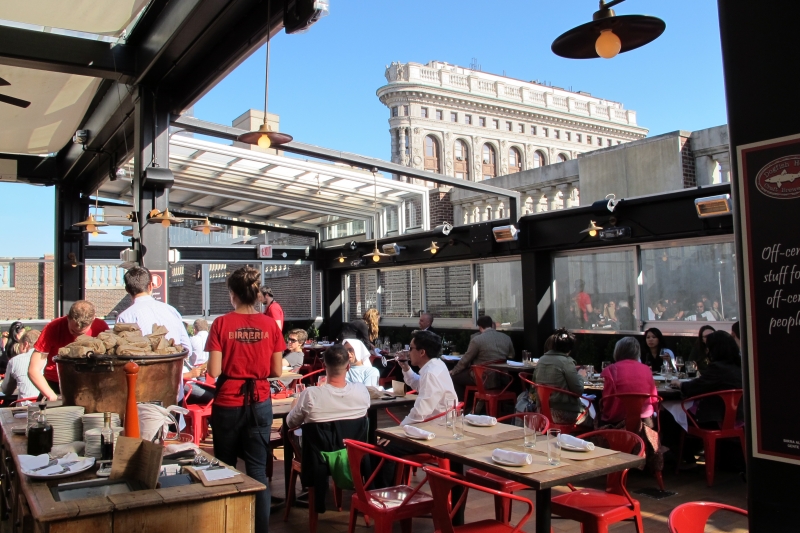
[0,77,31,108]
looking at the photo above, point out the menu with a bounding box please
[737,133,800,464]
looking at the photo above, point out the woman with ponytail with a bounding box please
[206,266,286,532]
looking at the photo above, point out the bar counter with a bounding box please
[0,409,263,533]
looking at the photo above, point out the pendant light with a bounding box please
[336,253,347,263]
[73,192,109,237]
[147,209,185,227]
[580,220,603,237]
[238,1,293,149]
[424,242,440,255]
[363,169,390,263]
[190,217,224,235]
[551,0,665,60]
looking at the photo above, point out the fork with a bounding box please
[30,459,57,471]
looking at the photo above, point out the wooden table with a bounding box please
[272,394,418,501]
[377,422,644,533]
[0,409,263,533]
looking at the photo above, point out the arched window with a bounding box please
[424,136,440,172]
[558,153,569,163]
[533,150,546,168]
[454,140,470,180]
[482,144,497,179]
[509,147,522,174]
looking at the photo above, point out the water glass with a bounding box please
[547,429,562,465]
[523,414,538,448]
[437,400,448,426]
[452,408,464,440]
[25,404,38,437]
[294,383,306,396]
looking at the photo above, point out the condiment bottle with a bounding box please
[100,412,114,461]
[27,404,53,456]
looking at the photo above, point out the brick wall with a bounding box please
[86,289,130,318]
[680,136,696,188]
[0,261,47,321]
[429,189,454,227]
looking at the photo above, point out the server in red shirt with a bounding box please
[28,300,109,401]
[207,267,285,532]
[259,286,284,331]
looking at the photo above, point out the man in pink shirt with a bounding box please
[600,337,658,423]
[259,286,284,331]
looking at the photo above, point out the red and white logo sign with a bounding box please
[755,155,800,199]
[258,245,273,258]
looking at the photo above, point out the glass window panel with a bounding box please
[476,262,523,328]
[263,263,313,319]
[209,263,260,315]
[424,265,472,318]
[169,263,204,316]
[315,271,323,318]
[380,269,421,318]
[554,251,637,331]
[346,272,378,321]
[640,241,738,322]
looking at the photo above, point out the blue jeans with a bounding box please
[212,400,273,532]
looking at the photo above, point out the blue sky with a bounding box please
[0,0,726,257]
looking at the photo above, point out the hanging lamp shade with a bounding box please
[336,253,346,263]
[238,124,293,149]
[73,213,109,233]
[363,246,390,263]
[580,220,603,237]
[424,241,440,254]
[121,229,134,237]
[190,218,223,235]
[551,3,665,59]
[147,209,185,227]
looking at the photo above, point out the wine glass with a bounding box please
[675,356,685,376]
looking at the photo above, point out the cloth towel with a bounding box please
[465,414,497,426]
[558,434,595,451]
[403,425,435,440]
[51,441,85,458]
[506,360,524,367]
[492,449,533,465]
[580,396,597,419]
[441,355,461,361]
[662,400,694,431]
[20,452,93,476]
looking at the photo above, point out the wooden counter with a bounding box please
[0,410,264,533]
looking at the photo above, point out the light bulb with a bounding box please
[338,256,344,263]
[431,248,437,254]
[589,229,597,237]
[257,134,272,149]
[595,29,621,59]
[161,219,170,228]
[92,231,99,237]
[86,224,96,233]
[372,253,380,262]
[202,226,210,235]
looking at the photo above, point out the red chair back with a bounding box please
[668,502,747,533]
[578,429,644,498]
[386,401,464,425]
[534,383,592,433]
[472,365,513,395]
[599,393,660,432]
[682,389,743,430]
[297,365,326,386]
[423,465,533,533]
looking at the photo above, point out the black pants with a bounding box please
[371,441,417,489]
[451,369,475,403]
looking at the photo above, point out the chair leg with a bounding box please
[284,469,298,521]
[347,505,357,533]
[654,470,665,491]
[400,518,412,533]
[309,490,318,533]
[739,433,747,459]
[704,437,717,487]
[492,494,512,524]
[334,483,343,512]
[635,511,645,533]
[675,431,686,474]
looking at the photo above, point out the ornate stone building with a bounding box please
[377,60,648,222]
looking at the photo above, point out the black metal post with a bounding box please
[54,185,85,316]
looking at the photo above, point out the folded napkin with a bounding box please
[403,425,435,440]
[492,448,532,465]
[20,452,93,476]
[164,442,199,456]
[14,412,27,419]
[51,441,85,458]
[203,467,237,481]
[558,434,595,451]
[465,414,497,426]
[506,360,524,367]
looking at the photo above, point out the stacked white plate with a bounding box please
[46,406,85,445]
[82,413,121,438]
[84,427,124,458]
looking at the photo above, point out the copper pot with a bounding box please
[54,351,187,418]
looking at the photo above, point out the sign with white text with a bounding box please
[150,270,167,303]
[258,245,273,259]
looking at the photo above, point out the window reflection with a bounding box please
[476,262,523,327]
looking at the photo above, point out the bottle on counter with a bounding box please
[27,404,53,456]
[100,412,114,461]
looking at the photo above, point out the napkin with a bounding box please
[20,452,92,476]
[203,467,237,481]
[492,449,533,465]
[14,412,27,419]
[403,425,435,440]
[558,434,595,451]
[506,360,524,367]
[465,414,497,426]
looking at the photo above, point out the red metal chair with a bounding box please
[465,412,549,523]
[344,439,435,533]
[599,392,665,490]
[423,465,534,533]
[385,402,464,484]
[549,429,645,533]
[10,396,38,406]
[471,365,516,417]
[668,501,747,533]
[296,365,326,387]
[182,380,215,445]
[676,389,745,487]
[534,383,594,435]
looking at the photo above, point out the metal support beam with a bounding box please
[171,115,523,222]
[54,186,86,316]
[0,27,135,82]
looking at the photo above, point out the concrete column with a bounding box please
[524,190,538,214]
[556,184,570,210]
[564,183,580,208]
[695,154,716,186]
[397,128,405,164]
[453,203,463,226]
[542,186,559,211]
[716,152,731,183]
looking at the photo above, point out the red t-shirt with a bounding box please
[264,301,284,330]
[575,292,592,322]
[34,316,110,382]
[205,312,286,407]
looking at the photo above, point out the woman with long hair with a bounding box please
[206,266,286,532]
[642,327,675,372]
[1,322,24,374]
[363,308,380,345]
[688,324,716,370]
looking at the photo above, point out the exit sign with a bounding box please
[258,245,273,258]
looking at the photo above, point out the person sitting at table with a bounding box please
[189,318,210,366]
[449,315,515,402]
[534,328,589,425]
[284,329,307,368]
[689,324,715,370]
[685,300,717,321]
[1,321,25,374]
[1,329,42,402]
[642,327,675,372]
[343,338,380,387]
[601,337,659,424]
[338,319,374,351]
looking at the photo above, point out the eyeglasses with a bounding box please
[287,338,299,343]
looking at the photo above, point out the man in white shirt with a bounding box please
[684,301,717,322]
[397,330,458,425]
[287,344,370,428]
[189,318,209,365]
[116,266,192,353]
[1,329,42,402]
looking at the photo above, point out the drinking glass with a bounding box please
[522,350,532,366]
[547,429,562,465]
[437,400,448,426]
[685,360,698,378]
[25,404,38,437]
[523,414,538,448]
[675,356,685,376]
[317,376,327,386]
[452,408,464,440]
[294,383,306,396]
